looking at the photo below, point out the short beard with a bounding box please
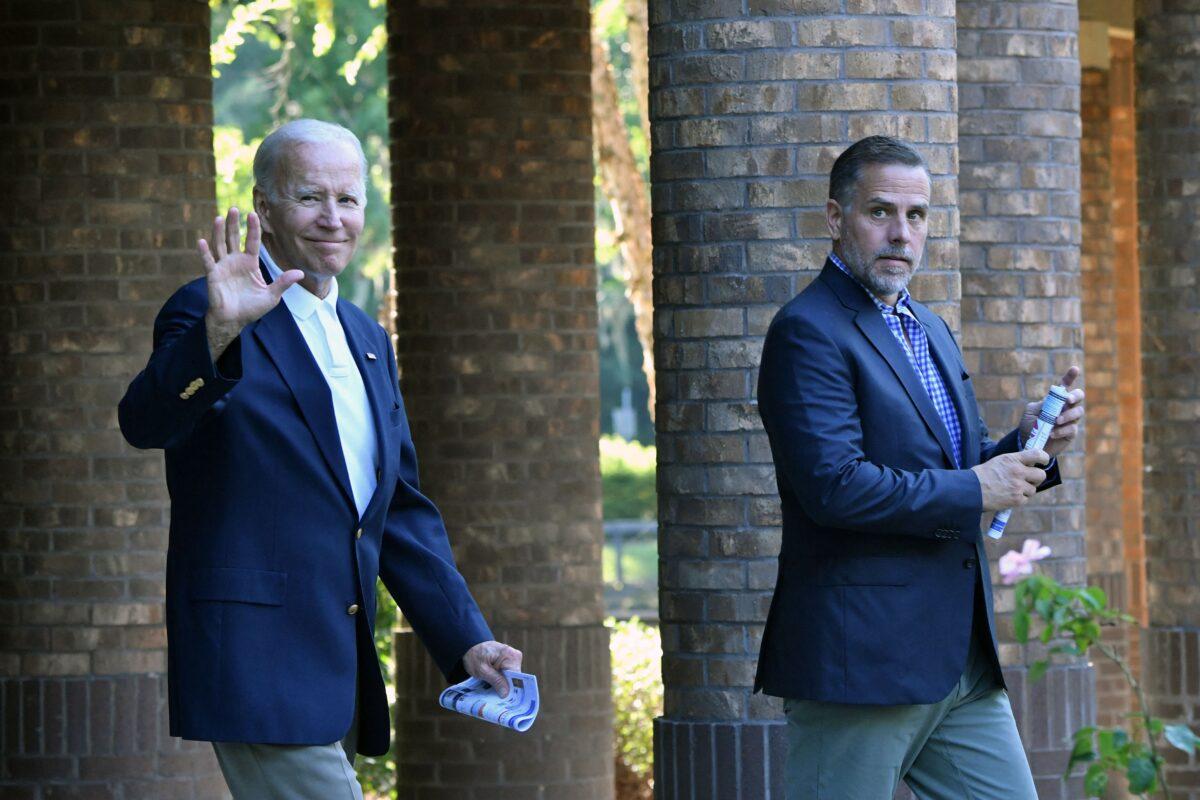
[839,228,917,300]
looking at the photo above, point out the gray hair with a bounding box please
[253,118,368,202]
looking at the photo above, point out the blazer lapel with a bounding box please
[913,304,980,467]
[337,303,392,520]
[853,309,959,466]
[251,302,357,511]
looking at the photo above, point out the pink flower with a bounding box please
[998,539,1052,585]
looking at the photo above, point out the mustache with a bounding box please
[875,249,913,264]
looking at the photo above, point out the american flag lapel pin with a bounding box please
[366,352,377,361]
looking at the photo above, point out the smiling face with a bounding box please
[826,162,930,306]
[254,139,365,294]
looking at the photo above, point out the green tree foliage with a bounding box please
[608,617,662,797]
[600,435,656,520]
[593,0,653,443]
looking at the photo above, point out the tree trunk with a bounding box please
[623,0,651,139]
[591,27,656,421]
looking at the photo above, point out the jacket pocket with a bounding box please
[189,567,287,606]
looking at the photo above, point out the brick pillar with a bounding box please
[957,3,1093,797]
[1109,31,1146,657]
[647,2,959,796]
[1080,39,1133,730]
[387,2,612,798]
[0,1,225,797]
[1136,4,1200,797]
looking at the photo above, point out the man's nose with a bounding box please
[317,200,342,228]
[889,217,912,244]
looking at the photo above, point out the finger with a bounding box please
[497,646,523,672]
[1025,467,1047,486]
[270,269,305,299]
[1018,449,1050,466]
[226,207,241,256]
[476,662,509,698]
[212,215,227,261]
[1065,388,1085,408]
[197,239,216,274]
[1050,424,1078,441]
[1059,365,1080,389]
[1055,406,1084,425]
[245,211,261,258]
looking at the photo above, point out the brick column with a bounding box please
[0,1,225,797]
[1136,4,1200,798]
[387,2,612,798]
[648,2,959,796]
[957,3,1093,797]
[1080,33,1132,729]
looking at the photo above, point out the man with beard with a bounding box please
[754,136,1085,799]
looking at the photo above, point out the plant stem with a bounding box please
[1095,641,1171,800]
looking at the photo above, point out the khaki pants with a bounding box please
[784,631,1037,800]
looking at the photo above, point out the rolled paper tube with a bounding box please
[986,385,1069,540]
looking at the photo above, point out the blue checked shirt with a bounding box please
[830,253,964,468]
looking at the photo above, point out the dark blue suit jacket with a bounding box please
[754,260,1059,704]
[118,270,492,754]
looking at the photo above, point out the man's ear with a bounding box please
[825,198,843,242]
[252,187,273,235]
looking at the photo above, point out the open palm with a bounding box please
[199,207,303,327]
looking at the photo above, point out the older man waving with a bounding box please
[119,119,520,798]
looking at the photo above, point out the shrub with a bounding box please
[609,617,663,799]
[600,435,656,520]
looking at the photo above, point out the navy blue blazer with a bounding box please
[118,270,492,754]
[754,260,1059,704]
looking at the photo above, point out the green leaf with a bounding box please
[1065,727,1096,776]
[1165,723,1200,754]
[1126,755,1157,793]
[1013,609,1029,643]
[1081,586,1107,610]
[1084,763,1109,797]
[1028,660,1049,683]
[1097,728,1129,758]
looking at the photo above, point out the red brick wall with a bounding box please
[0,0,225,796]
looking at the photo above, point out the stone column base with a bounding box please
[394,623,613,800]
[653,718,786,799]
[1144,626,1200,799]
[0,673,227,798]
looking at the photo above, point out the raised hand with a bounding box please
[1018,366,1085,458]
[198,208,304,360]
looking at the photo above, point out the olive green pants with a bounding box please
[784,632,1037,800]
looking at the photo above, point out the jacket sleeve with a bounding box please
[117,280,243,450]
[376,327,492,683]
[757,311,983,540]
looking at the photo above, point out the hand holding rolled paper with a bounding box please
[986,384,1069,540]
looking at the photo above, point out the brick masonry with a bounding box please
[957,2,1092,796]
[388,0,612,795]
[0,0,225,796]
[1136,2,1200,797]
[647,0,959,795]
[1081,56,1133,731]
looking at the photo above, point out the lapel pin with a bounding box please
[366,352,377,361]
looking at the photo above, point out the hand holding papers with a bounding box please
[439,670,540,732]
[987,384,1069,540]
